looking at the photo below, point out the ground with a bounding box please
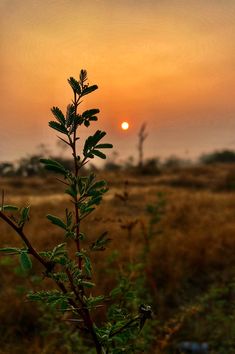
[0,165,235,353]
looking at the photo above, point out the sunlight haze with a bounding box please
[1,0,235,163]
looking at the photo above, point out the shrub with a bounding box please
[0,70,152,353]
[200,150,235,164]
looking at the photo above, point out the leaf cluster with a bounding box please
[28,290,71,311]
[83,130,113,160]
[0,204,30,229]
[0,246,32,270]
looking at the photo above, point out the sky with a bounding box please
[1,0,235,164]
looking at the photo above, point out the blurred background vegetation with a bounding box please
[1,145,235,353]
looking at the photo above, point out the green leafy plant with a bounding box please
[0,70,152,353]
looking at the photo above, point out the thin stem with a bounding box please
[109,316,140,338]
[66,268,102,353]
[71,90,82,270]
[66,268,83,303]
[69,89,102,354]
[1,190,4,209]
[0,210,102,353]
[0,211,79,310]
[0,211,48,268]
[59,133,82,270]
[73,90,79,176]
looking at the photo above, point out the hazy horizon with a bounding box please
[1,0,235,163]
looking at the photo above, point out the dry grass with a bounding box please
[0,165,235,352]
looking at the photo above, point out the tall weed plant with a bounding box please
[0,70,152,354]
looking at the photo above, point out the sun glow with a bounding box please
[121,121,129,130]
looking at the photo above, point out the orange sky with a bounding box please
[1,0,235,163]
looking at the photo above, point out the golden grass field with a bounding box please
[0,164,235,353]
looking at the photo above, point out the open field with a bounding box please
[0,165,235,353]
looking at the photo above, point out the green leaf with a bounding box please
[21,206,30,222]
[60,300,68,312]
[52,243,67,255]
[47,214,67,230]
[86,153,94,159]
[92,150,106,159]
[85,295,105,307]
[83,137,93,152]
[65,184,77,198]
[40,158,64,167]
[65,209,72,228]
[81,280,95,288]
[79,232,86,240]
[80,206,95,216]
[88,180,107,191]
[84,255,92,277]
[90,232,111,251]
[27,290,70,307]
[51,107,65,125]
[20,252,32,270]
[49,121,68,135]
[0,205,19,212]
[110,287,122,297]
[92,130,106,145]
[95,143,113,149]
[87,195,102,206]
[40,159,67,175]
[45,164,67,175]
[68,77,81,95]
[66,104,75,127]
[18,206,30,227]
[74,115,83,126]
[0,247,21,253]
[81,85,98,97]
[50,243,68,264]
[80,69,87,83]
[82,109,100,118]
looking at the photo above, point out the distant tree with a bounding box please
[141,157,161,175]
[163,156,191,170]
[51,156,74,171]
[200,150,235,164]
[16,155,43,176]
[104,161,121,172]
[125,155,135,169]
[14,144,51,177]
[137,122,148,170]
[104,151,121,171]
[0,162,15,176]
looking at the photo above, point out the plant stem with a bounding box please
[0,210,102,353]
[69,90,102,353]
[65,268,102,353]
[109,316,140,338]
[71,90,82,269]
[0,211,78,309]
[0,211,48,268]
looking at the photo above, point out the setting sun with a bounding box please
[121,121,129,130]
